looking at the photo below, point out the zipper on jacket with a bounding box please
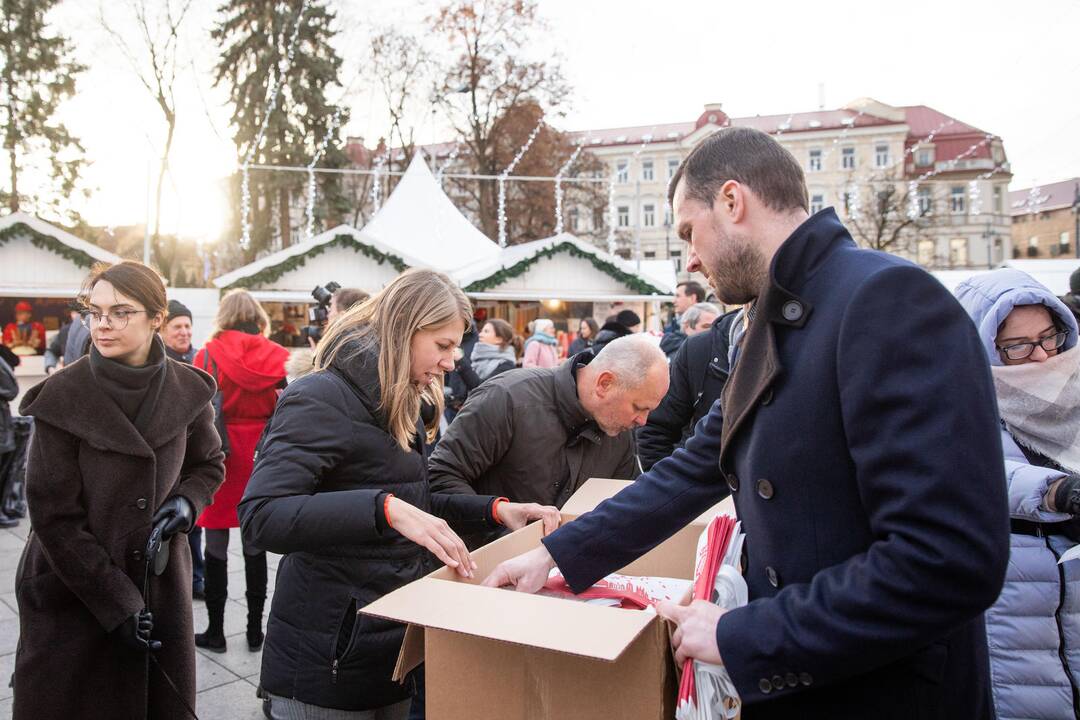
[1047,536,1080,717]
[331,658,339,684]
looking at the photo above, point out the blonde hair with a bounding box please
[313,269,472,450]
[213,289,270,337]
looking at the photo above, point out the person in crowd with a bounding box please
[0,349,19,528]
[1059,266,1080,324]
[238,268,557,719]
[192,289,289,654]
[638,307,739,471]
[429,334,667,517]
[3,301,46,356]
[161,300,196,363]
[483,126,1009,719]
[13,260,224,719]
[443,319,479,423]
[955,268,1080,720]
[307,287,370,350]
[664,281,707,333]
[568,317,599,356]
[522,318,559,368]
[157,299,206,599]
[592,309,641,353]
[468,318,520,383]
[660,301,722,358]
[43,305,82,374]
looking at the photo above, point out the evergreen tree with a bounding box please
[0,0,86,217]
[213,0,348,258]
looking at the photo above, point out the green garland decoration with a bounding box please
[0,221,98,268]
[464,241,665,295]
[223,233,410,290]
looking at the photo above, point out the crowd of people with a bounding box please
[4,124,1080,720]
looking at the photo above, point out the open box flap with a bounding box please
[363,576,657,662]
[561,478,736,524]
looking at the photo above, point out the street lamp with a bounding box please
[1073,181,1079,259]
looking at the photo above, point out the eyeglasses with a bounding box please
[82,309,147,330]
[997,330,1068,361]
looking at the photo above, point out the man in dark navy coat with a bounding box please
[484,127,1010,719]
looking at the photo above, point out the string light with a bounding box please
[240,0,310,251]
[606,130,655,255]
[436,144,462,188]
[497,118,544,247]
[370,151,388,213]
[967,179,982,216]
[305,105,345,242]
[554,139,585,235]
[820,109,869,162]
[907,181,921,221]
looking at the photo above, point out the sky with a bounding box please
[39,0,1080,241]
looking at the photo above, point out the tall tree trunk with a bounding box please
[278,186,291,247]
[153,113,176,244]
[7,139,17,213]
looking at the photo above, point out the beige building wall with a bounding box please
[1011,207,1077,260]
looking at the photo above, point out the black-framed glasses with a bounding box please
[81,309,147,330]
[997,330,1068,361]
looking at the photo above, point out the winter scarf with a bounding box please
[471,342,516,380]
[524,331,558,349]
[89,333,167,435]
[993,346,1080,476]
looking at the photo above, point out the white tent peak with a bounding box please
[360,152,499,272]
[0,211,121,265]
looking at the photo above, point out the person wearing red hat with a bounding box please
[3,301,46,356]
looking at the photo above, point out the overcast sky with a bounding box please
[48,0,1080,239]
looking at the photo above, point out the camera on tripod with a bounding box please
[300,281,341,344]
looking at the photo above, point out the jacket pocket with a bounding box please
[330,596,361,684]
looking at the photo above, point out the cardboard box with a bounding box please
[362,478,735,720]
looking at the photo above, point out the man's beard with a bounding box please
[704,227,768,305]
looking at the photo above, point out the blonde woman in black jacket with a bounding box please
[239,269,557,719]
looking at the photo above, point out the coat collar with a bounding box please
[719,209,855,461]
[19,354,216,459]
[554,353,602,445]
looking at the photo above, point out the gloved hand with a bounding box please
[1054,475,1080,516]
[151,496,195,539]
[113,609,161,652]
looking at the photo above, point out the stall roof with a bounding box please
[359,152,499,271]
[213,224,421,290]
[452,233,676,297]
[0,211,121,267]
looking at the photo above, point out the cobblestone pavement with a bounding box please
[0,522,277,719]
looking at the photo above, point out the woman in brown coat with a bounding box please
[14,261,225,719]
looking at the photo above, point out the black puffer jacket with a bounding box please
[239,340,498,711]
[636,310,738,470]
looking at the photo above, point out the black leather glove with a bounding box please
[151,496,195,540]
[113,609,161,652]
[1054,475,1080,516]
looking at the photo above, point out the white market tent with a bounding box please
[0,211,121,297]
[932,258,1080,295]
[451,232,675,302]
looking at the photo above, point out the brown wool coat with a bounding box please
[13,356,225,720]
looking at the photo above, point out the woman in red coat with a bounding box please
[192,289,288,653]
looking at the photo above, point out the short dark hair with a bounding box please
[332,287,369,313]
[668,126,808,213]
[677,281,706,303]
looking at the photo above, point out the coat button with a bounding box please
[132,550,143,561]
[799,671,813,686]
[782,300,804,322]
[758,678,773,694]
[726,473,739,492]
[772,675,785,691]
[785,672,798,688]
[766,566,780,587]
[756,479,774,500]
[136,498,148,510]
[760,388,773,406]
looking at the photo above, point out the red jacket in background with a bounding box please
[194,330,288,529]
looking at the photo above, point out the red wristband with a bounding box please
[384,493,395,529]
[492,497,508,525]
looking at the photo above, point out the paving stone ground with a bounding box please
[0,522,275,719]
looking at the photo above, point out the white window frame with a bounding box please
[950,186,966,215]
[617,205,630,227]
[915,148,934,167]
[874,143,890,168]
[642,203,656,227]
[641,160,654,182]
[841,146,855,170]
[993,186,1003,214]
[667,158,680,180]
[616,160,629,184]
[918,187,932,216]
[810,193,825,214]
[568,207,579,232]
[808,149,822,172]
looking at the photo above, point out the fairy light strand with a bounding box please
[304,105,345,242]
[497,118,544,247]
[554,140,586,235]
